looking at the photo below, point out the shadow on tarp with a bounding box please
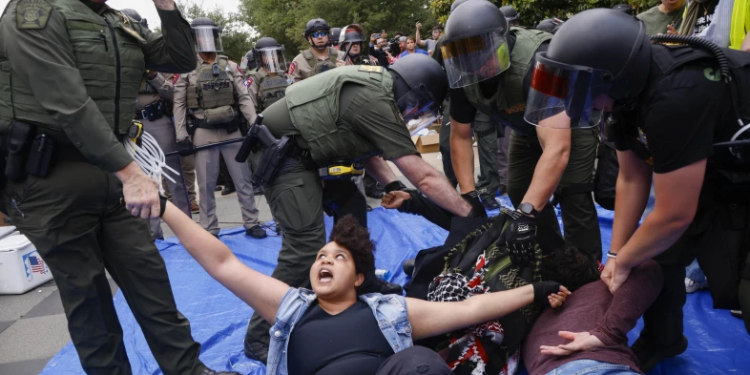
[39,197,750,375]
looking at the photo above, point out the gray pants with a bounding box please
[142,116,191,240]
[496,125,511,186]
[194,130,260,235]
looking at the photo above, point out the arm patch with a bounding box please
[16,0,52,30]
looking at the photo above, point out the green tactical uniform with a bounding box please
[244,65,417,354]
[0,2,206,375]
[247,67,290,113]
[459,27,602,259]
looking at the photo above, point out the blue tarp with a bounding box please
[39,197,750,375]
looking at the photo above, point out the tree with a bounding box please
[430,0,655,28]
[238,0,436,58]
[177,0,258,62]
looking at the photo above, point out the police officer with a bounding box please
[499,5,521,26]
[247,37,291,114]
[121,9,192,241]
[337,24,378,66]
[525,8,750,369]
[444,0,602,261]
[173,17,266,239]
[243,54,484,362]
[329,26,342,48]
[0,1,238,375]
[288,18,340,82]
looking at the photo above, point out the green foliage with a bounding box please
[177,1,258,62]
[430,0,656,28]
[238,0,436,58]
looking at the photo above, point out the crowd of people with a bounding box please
[0,0,749,375]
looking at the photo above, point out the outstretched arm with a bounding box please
[406,283,569,341]
[393,154,472,217]
[161,202,290,323]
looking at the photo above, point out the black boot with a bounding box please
[631,335,688,373]
[244,337,269,364]
[246,225,267,239]
[221,185,236,196]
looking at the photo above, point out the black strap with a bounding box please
[475,128,496,138]
[551,182,594,206]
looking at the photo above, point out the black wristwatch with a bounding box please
[518,202,539,217]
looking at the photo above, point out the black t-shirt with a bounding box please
[450,35,550,125]
[693,0,718,35]
[287,300,395,375]
[612,46,736,174]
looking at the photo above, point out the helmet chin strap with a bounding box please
[309,37,328,51]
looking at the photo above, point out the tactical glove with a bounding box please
[176,138,195,156]
[501,208,537,267]
[384,180,408,193]
[532,281,561,309]
[158,195,167,218]
[462,190,487,218]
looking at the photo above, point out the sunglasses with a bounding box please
[312,31,328,38]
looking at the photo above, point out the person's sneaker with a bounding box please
[731,310,743,319]
[482,197,500,210]
[497,184,508,197]
[631,335,688,373]
[244,338,269,363]
[685,277,709,293]
[221,185,236,196]
[365,183,385,199]
[191,202,200,214]
[253,186,264,195]
[201,369,241,375]
[246,225,267,239]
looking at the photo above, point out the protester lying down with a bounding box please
[158,199,569,375]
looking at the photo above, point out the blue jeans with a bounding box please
[544,360,639,375]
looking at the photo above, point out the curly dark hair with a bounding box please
[328,215,376,277]
[540,245,600,292]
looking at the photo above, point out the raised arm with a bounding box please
[406,283,568,341]
[161,202,290,323]
[139,1,197,73]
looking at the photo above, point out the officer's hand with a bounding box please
[501,208,537,267]
[152,0,176,11]
[462,191,487,218]
[336,59,347,67]
[176,138,195,156]
[601,258,632,294]
[115,162,161,219]
[382,191,412,209]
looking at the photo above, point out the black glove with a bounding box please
[532,281,561,309]
[158,195,167,218]
[384,180,408,193]
[462,191,487,218]
[501,207,537,267]
[176,138,195,156]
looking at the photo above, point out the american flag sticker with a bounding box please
[23,251,48,280]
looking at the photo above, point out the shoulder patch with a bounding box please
[244,77,253,87]
[16,0,52,30]
[288,62,297,75]
[358,65,383,73]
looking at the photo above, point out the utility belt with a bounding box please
[187,106,239,136]
[318,162,365,180]
[0,121,88,185]
[134,99,172,122]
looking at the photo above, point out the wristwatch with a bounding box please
[518,202,539,217]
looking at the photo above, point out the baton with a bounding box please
[165,138,245,157]
[714,139,750,148]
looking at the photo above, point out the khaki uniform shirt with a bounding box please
[136,72,176,110]
[288,48,337,83]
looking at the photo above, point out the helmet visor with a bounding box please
[258,47,286,74]
[193,26,223,52]
[240,52,253,71]
[441,30,511,88]
[524,53,612,129]
[396,83,440,124]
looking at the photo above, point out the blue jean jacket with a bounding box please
[265,288,414,375]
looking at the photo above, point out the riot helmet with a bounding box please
[441,0,511,88]
[330,27,342,47]
[304,18,331,51]
[499,6,520,26]
[536,18,564,34]
[240,49,257,71]
[612,4,636,15]
[339,24,365,57]
[121,9,148,28]
[389,54,448,127]
[450,0,473,13]
[191,17,223,53]
[524,9,651,130]
[253,37,287,74]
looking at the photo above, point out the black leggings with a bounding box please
[376,346,452,375]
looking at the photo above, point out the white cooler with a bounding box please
[0,232,53,294]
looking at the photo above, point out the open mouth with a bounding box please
[318,268,333,283]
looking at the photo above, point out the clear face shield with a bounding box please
[441,29,511,88]
[193,25,223,53]
[524,52,613,129]
[257,47,287,74]
[396,84,441,134]
[240,51,254,71]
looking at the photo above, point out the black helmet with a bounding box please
[442,0,510,88]
[330,27,342,46]
[547,9,650,101]
[254,36,282,50]
[252,37,286,74]
[191,17,223,52]
[389,54,448,122]
[340,24,365,53]
[304,18,331,38]
[121,9,147,28]
[612,3,636,15]
[241,49,257,71]
[499,5,520,25]
[450,0,473,13]
[536,18,564,34]
[523,9,650,130]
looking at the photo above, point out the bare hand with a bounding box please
[116,162,160,219]
[600,258,631,293]
[667,24,678,35]
[540,331,604,356]
[336,59,347,67]
[416,22,422,30]
[548,286,571,309]
[382,191,411,209]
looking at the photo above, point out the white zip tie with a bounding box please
[123,130,180,193]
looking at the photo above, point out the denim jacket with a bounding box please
[265,287,414,375]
